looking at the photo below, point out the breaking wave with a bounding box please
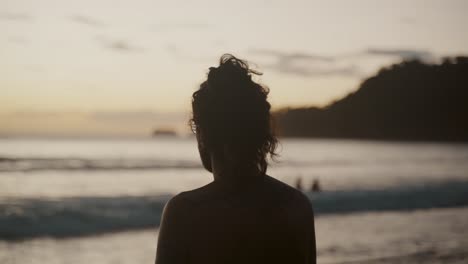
[1,181,467,240]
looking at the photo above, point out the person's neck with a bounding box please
[211,154,263,185]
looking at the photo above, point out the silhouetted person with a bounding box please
[310,179,321,192]
[295,177,303,191]
[155,54,316,264]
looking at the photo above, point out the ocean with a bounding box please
[1,138,468,263]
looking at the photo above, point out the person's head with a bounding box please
[190,54,277,176]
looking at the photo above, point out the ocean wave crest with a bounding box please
[1,181,467,240]
[0,156,202,172]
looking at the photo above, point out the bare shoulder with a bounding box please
[156,190,197,263]
[263,175,314,211]
[158,190,201,239]
[164,175,313,214]
[163,181,210,208]
[160,192,190,223]
[164,182,216,211]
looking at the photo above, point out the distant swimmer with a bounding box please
[155,54,316,264]
[295,177,304,191]
[310,179,321,192]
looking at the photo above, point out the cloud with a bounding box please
[163,43,216,63]
[270,64,359,77]
[8,110,62,118]
[247,47,436,77]
[108,40,139,52]
[0,13,32,22]
[91,111,185,123]
[248,49,358,77]
[250,49,334,63]
[165,43,178,55]
[70,15,105,27]
[95,36,143,53]
[365,48,433,61]
[152,22,213,31]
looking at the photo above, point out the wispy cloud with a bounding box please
[365,48,433,61]
[248,49,358,77]
[152,22,213,31]
[0,12,32,22]
[96,36,144,53]
[164,43,216,63]
[70,14,105,27]
[271,64,358,77]
[165,43,178,55]
[107,40,141,52]
[91,111,185,123]
[247,47,435,77]
[250,49,334,63]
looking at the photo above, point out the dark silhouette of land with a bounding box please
[275,57,468,141]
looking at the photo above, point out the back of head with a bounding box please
[191,54,277,175]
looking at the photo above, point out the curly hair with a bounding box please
[190,54,278,175]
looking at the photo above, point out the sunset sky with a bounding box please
[1,0,467,137]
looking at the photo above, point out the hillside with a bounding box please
[275,57,468,141]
